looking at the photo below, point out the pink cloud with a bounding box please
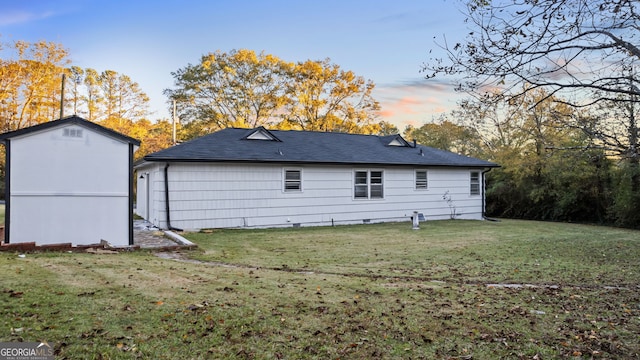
[378,95,444,120]
[378,109,395,117]
[373,79,465,129]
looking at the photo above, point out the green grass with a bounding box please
[1,219,639,359]
[189,220,640,286]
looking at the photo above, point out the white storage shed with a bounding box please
[0,116,140,247]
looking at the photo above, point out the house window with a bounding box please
[415,170,428,189]
[284,169,302,192]
[470,171,480,195]
[354,170,384,199]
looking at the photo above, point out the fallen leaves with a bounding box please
[4,289,24,298]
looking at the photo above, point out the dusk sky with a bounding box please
[0,0,469,130]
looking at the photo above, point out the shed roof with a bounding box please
[0,115,141,145]
[143,127,498,168]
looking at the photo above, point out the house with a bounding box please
[0,115,140,247]
[135,127,498,231]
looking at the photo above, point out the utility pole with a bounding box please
[59,73,65,119]
[172,99,177,145]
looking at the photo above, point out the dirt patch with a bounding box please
[155,252,640,293]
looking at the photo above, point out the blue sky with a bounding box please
[0,0,468,129]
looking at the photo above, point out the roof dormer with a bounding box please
[383,134,412,147]
[242,127,281,142]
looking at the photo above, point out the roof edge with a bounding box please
[140,157,500,168]
[0,115,141,145]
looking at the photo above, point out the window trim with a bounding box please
[283,168,302,192]
[470,170,481,195]
[415,170,428,190]
[353,169,384,200]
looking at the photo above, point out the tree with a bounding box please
[424,0,640,163]
[166,49,290,133]
[65,66,84,116]
[98,70,149,123]
[424,0,639,107]
[376,121,400,136]
[453,87,611,222]
[404,117,480,156]
[83,68,102,121]
[282,58,380,133]
[137,119,175,159]
[0,40,70,131]
[424,0,640,225]
[166,49,381,137]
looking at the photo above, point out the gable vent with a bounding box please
[385,135,411,147]
[63,128,83,138]
[243,127,281,142]
[247,130,274,140]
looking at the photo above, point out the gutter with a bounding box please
[163,163,183,232]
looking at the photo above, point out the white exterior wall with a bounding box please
[136,163,163,226]
[9,124,131,246]
[138,162,486,231]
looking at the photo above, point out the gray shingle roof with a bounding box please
[143,127,498,168]
[0,115,141,145]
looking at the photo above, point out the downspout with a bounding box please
[3,139,10,244]
[481,168,498,221]
[128,143,134,245]
[164,163,183,231]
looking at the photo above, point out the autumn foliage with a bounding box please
[165,49,384,140]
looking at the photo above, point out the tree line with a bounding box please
[419,0,640,228]
[0,41,395,155]
[406,88,635,227]
[0,39,174,158]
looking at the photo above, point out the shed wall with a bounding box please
[9,124,131,246]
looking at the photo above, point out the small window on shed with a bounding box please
[63,128,83,138]
[284,169,302,192]
[415,170,428,189]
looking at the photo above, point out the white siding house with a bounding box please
[0,116,140,247]
[135,127,498,231]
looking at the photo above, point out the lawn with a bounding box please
[1,219,639,359]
